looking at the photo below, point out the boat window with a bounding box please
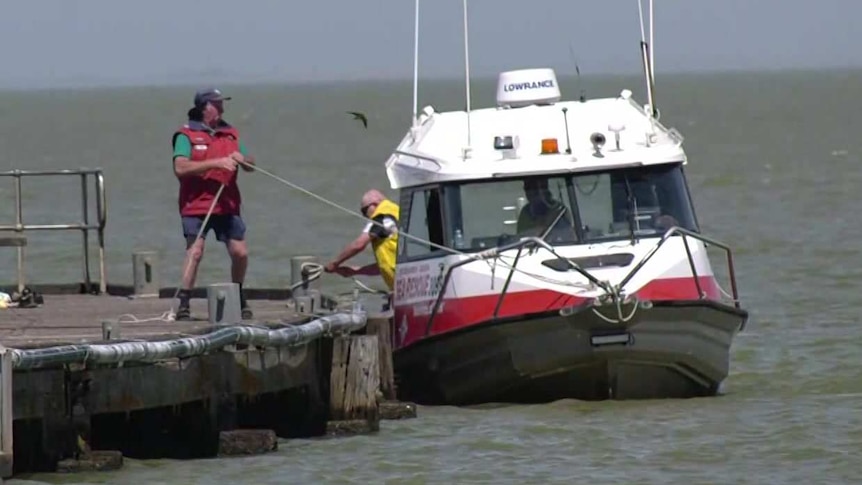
[445,175,578,250]
[575,163,698,242]
[398,187,446,260]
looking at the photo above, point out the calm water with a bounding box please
[2,69,861,484]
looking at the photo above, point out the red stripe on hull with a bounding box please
[393,276,721,349]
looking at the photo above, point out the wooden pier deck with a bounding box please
[0,292,307,348]
[0,286,409,478]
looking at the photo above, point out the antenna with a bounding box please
[412,0,420,128]
[637,0,657,118]
[462,0,473,155]
[576,64,585,102]
[568,43,586,102]
[649,0,655,83]
[561,107,572,154]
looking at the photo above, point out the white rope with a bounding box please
[288,261,324,291]
[116,312,176,324]
[115,183,227,325]
[115,159,613,325]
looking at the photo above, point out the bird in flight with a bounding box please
[347,111,368,128]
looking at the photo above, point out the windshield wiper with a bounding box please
[539,205,569,243]
[624,176,637,245]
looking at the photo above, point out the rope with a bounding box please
[115,183,227,325]
[113,159,613,326]
[590,295,641,324]
[288,261,324,291]
[236,160,606,293]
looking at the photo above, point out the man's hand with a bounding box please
[334,266,359,277]
[212,156,238,172]
[324,261,358,277]
[239,154,256,172]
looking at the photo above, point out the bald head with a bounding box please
[360,189,386,217]
[361,189,385,207]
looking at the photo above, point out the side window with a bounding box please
[398,187,444,261]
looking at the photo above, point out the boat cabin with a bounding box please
[396,162,700,262]
[388,68,702,264]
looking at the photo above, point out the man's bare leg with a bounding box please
[176,238,206,320]
[226,238,251,318]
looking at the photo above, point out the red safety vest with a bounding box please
[173,123,242,216]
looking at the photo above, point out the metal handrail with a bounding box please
[424,236,610,336]
[422,228,740,336]
[0,169,107,293]
[617,226,740,308]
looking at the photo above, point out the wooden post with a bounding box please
[0,347,13,479]
[327,336,380,435]
[364,314,418,420]
[365,316,395,400]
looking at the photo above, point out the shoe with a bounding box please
[175,305,191,321]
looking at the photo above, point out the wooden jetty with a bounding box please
[0,168,415,479]
[0,279,414,478]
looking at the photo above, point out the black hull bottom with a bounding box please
[393,301,747,406]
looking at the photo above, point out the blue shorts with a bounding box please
[182,215,246,245]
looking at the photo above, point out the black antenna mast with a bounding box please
[568,43,586,102]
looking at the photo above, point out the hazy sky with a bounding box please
[1,0,859,88]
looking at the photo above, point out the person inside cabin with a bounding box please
[324,189,400,294]
[516,178,574,240]
[171,87,256,321]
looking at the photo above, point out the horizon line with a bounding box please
[0,64,860,94]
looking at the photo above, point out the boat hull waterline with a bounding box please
[393,300,747,405]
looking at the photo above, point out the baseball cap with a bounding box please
[193,88,232,108]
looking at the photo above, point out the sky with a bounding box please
[0,0,859,89]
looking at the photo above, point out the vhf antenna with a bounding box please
[568,43,586,102]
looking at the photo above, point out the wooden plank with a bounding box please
[0,294,306,348]
[365,317,395,400]
[328,338,350,420]
[328,336,379,426]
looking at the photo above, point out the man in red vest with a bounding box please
[171,88,256,321]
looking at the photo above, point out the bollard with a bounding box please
[101,320,120,341]
[131,251,160,298]
[290,255,320,298]
[308,289,321,313]
[207,283,242,325]
[294,295,312,314]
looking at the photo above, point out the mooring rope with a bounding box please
[115,159,614,325]
[235,160,607,292]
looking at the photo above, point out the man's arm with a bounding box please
[325,232,372,271]
[172,134,239,178]
[334,262,380,277]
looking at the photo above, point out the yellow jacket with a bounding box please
[368,199,399,291]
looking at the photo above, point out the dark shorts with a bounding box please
[182,214,246,245]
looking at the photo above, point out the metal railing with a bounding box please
[422,228,741,335]
[424,236,611,336]
[617,226,740,308]
[0,169,107,293]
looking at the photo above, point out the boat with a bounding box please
[380,0,748,405]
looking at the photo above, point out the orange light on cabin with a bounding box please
[541,138,559,154]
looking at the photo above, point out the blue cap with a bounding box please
[193,88,232,108]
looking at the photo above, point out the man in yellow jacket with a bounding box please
[324,189,399,292]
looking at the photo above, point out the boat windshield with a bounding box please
[442,175,577,250]
[572,163,698,242]
[438,163,698,251]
